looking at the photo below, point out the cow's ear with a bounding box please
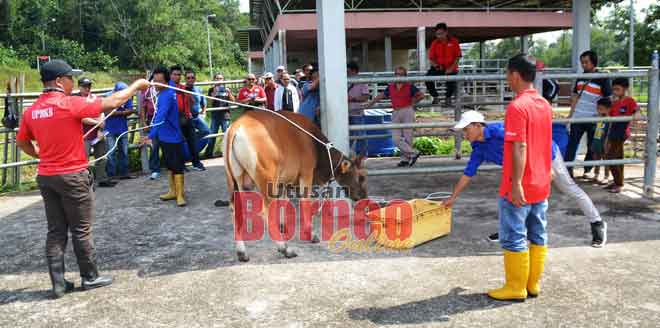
[340,159,352,174]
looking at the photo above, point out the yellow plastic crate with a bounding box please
[368,196,452,249]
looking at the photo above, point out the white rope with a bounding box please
[151,82,343,180]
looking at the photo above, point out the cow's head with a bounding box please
[335,155,368,201]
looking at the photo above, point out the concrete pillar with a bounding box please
[316,0,349,154]
[572,0,591,72]
[278,29,287,70]
[417,26,427,72]
[384,35,393,72]
[361,40,369,71]
[273,39,281,69]
[248,57,253,73]
[520,35,529,54]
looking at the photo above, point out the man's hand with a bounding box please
[442,196,456,208]
[511,183,527,208]
[135,79,151,91]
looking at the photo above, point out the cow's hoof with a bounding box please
[310,235,320,244]
[278,247,298,258]
[237,252,250,262]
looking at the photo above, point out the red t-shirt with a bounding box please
[500,89,553,204]
[428,36,462,72]
[175,83,192,119]
[609,96,638,140]
[264,84,278,110]
[238,85,267,105]
[16,92,103,176]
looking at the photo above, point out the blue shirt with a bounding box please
[103,92,133,135]
[299,81,320,122]
[149,88,183,143]
[188,85,206,116]
[464,123,557,177]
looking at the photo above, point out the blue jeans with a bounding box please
[191,115,211,156]
[148,135,160,173]
[498,197,548,252]
[565,123,596,175]
[106,133,129,177]
[206,111,231,157]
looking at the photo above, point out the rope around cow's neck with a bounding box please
[150,82,343,181]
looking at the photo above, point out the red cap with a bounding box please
[536,60,545,71]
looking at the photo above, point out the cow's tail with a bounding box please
[223,126,240,204]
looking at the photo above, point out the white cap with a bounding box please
[276,65,285,71]
[453,110,485,130]
[262,72,274,79]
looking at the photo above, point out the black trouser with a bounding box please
[606,140,625,187]
[37,170,99,279]
[161,141,185,174]
[565,123,596,176]
[425,67,457,99]
[180,118,202,167]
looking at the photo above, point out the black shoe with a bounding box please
[82,275,114,290]
[191,164,206,171]
[214,199,230,207]
[98,181,116,188]
[444,98,453,107]
[409,153,421,167]
[118,175,136,180]
[47,257,75,299]
[487,232,499,242]
[397,161,409,167]
[591,221,607,248]
[431,97,440,105]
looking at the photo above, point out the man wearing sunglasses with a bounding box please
[16,59,150,298]
[238,73,267,108]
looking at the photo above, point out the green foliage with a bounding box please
[1,0,248,76]
[413,137,472,156]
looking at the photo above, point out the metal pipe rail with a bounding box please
[349,116,638,132]
[347,71,649,84]
[367,159,644,177]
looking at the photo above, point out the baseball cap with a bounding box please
[78,77,93,87]
[276,65,285,71]
[535,59,545,71]
[453,110,485,130]
[262,72,274,79]
[40,59,82,82]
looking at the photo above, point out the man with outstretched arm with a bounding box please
[444,110,607,247]
[16,59,150,299]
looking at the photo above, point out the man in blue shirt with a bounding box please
[104,82,135,180]
[185,71,211,160]
[144,67,187,207]
[444,111,607,248]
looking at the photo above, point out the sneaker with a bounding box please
[191,165,206,172]
[409,153,421,167]
[603,183,616,190]
[582,172,595,180]
[118,175,136,180]
[591,221,607,248]
[487,232,499,242]
[431,97,440,105]
[98,181,116,188]
[150,172,161,180]
[396,161,409,167]
[609,186,622,193]
[214,199,230,207]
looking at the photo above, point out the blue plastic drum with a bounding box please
[350,109,397,157]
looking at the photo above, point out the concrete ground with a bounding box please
[1,156,659,328]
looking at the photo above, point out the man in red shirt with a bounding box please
[262,72,278,110]
[488,54,553,302]
[426,23,462,106]
[238,73,267,109]
[16,59,149,298]
[364,67,425,167]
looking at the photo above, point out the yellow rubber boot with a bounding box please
[159,173,176,201]
[174,174,187,207]
[488,250,529,302]
[527,244,548,298]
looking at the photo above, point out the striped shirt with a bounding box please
[572,76,612,118]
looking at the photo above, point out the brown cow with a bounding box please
[223,110,368,262]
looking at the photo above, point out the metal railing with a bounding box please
[347,61,660,198]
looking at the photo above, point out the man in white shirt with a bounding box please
[274,73,300,112]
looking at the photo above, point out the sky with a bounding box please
[238,0,654,43]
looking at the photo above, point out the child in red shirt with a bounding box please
[605,78,639,193]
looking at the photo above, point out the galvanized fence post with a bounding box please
[454,81,463,159]
[137,89,149,174]
[643,51,659,198]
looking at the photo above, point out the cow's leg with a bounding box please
[234,172,256,262]
[255,174,297,259]
[299,175,320,243]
